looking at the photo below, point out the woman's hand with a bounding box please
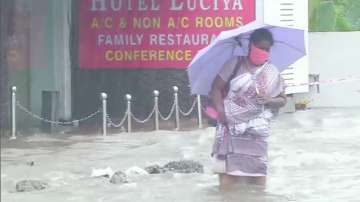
[257,93,287,108]
[256,94,272,105]
[210,76,228,125]
[216,106,227,125]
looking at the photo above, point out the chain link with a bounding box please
[158,101,176,121]
[106,110,127,128]
[179,98,197,117]
[16,101,100,125]
[131,105,156,123]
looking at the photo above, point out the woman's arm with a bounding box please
[267,92,287,108]
[209,76,227,124]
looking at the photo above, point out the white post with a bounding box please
[101,93,107,136]
[173,86,180,130]
[10,86,17,140]
[153,90,159,131]
[126,94,132,133]
[197,95,203,129]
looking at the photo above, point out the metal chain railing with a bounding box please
[16,101,100,125]
[10,86,204,138]
[8,76,360,139]
[131,104,156,124]
[106,110,127,128]
[158,101,176,121]
[179,98,198,117]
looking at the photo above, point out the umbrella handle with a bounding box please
[255,84,265,113]
[234,36,242,47]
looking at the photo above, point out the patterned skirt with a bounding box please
[211,116,270,176]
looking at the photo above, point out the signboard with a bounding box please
[79,0,256,69]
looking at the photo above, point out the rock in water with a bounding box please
[163,160,204,173]
[144,165,166,174]
[110,171,128,184]
[16,180,48,192]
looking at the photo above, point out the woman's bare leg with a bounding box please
[219,174,251,191]
[249,176,266,189]
[219,174,238,191]
[219,175,266,189]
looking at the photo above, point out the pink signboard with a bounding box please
[79,0,256,69]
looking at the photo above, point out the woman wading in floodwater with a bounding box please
[210,28,287,190]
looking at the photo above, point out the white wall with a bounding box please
[304,32,360,107]
[262,0,309,94]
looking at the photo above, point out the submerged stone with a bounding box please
[144,165,166,174]
[16,180,48,192]
[163,160,204,173]
[109,171,128,184]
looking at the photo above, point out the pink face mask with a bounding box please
[249,44,270,65]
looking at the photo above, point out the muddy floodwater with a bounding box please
[2,108,360,202]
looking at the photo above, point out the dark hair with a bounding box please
[249,28,274,46]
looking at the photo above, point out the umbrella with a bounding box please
[187,21,306,95]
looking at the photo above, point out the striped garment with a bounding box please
[212,57,284,176]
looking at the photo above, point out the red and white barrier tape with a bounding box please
[285,76,360,87]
